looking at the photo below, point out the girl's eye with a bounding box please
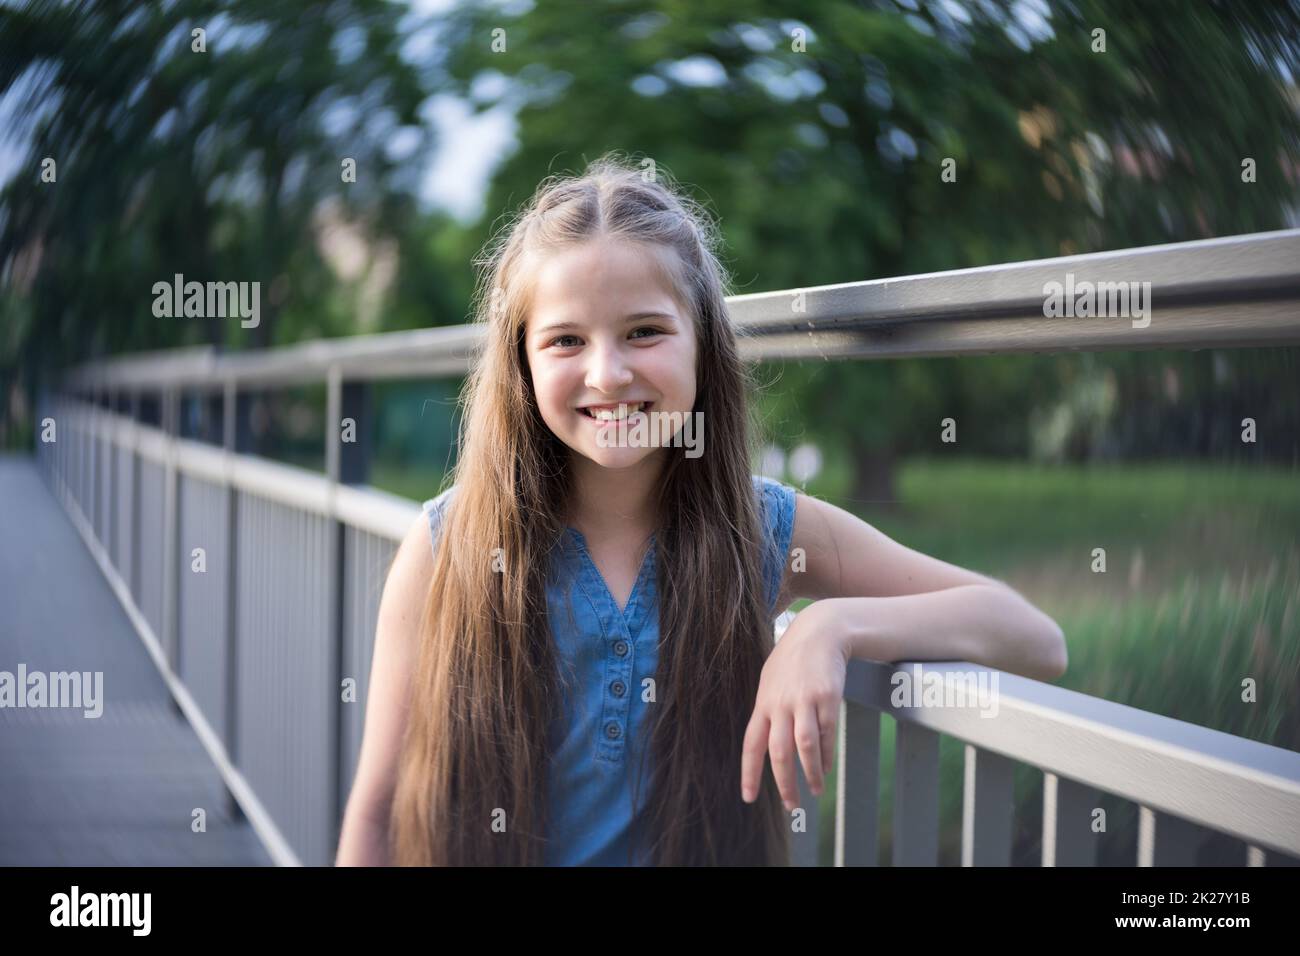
[550,328,661,348]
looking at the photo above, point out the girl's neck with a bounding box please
[566,454,664,541]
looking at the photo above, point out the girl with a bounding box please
[335,154,1067,867]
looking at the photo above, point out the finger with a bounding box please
[794,703,824,796]
[818,698,839,777]
[740,710,771,803]
[768,713,799,811]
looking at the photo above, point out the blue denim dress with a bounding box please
[421,474,797,865]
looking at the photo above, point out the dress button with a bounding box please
[611,680,626,697]
[605,722,622,739]
[613,640,629,657]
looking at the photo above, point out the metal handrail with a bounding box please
[838,659,1300,864]
[64,228,1300,392]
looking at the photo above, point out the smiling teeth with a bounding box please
[588,402,644,421]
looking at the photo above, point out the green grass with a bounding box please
[858,457,1300,576]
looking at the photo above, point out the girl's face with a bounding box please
[524,239,698,470]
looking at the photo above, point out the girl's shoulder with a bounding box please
[751,474,798,618]
[421,484,459,555]
[751,473,797,536]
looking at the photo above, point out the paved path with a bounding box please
[0,456,270,865]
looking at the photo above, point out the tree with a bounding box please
[0,0,432,391]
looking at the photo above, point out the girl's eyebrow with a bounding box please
[533,312,676,336]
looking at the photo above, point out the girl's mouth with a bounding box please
[578,401,652,425]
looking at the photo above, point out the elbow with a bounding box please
[1039,620,1068,681]
[995,584,1068,681]
[1050,632,1069,681]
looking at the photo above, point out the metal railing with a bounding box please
[37,228,1300,866]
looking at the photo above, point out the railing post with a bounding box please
[1042,772,1098,866]
[57,393,66,495]
[128,392,142,604]
[204,390,224,446]
[961,744,1015,866]
[161,388,182,716]
[1138,807,1213,866]
[97,387,108,545]
[893,719,940,866]
[62,393,70,498]
[106,389,117,564]
[791,763,821,866]
[89,392,97,523]
[834,699,880,866]
[339,381,372,486]
[326,365,346,858]
[222,379,244,822]
[90,389,101,543]
[71,394,81,511]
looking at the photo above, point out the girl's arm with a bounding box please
[335,513,434,866]
[819,588,1066,683]
[743,491,1067,810]
[775,490,1067,680]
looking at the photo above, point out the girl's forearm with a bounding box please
[819,585,1068,682]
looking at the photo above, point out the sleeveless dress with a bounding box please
[421,474,797,865]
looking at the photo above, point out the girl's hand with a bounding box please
[740,601,850,811]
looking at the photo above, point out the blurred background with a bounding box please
[1,0,1298,867]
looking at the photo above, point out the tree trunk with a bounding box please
[851,440,900,513]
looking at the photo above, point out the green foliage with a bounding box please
[0,0,433,377]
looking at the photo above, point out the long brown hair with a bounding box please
[390,152,789,865]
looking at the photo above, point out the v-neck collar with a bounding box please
[563,527,657,638]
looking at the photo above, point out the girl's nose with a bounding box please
[585,342,634,392]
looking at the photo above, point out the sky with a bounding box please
[417,94,515,224]
[408,0,518,223]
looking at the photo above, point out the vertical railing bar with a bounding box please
[961,744,1015,866]
[325,364,345,860]
[834,700,879,867]
[222,380,243,820]
[91,390,100,544]
[1137,805,1156,866]
[71,398,77,507]
[289,503,299,857]
[129,392,142,608]
[791,758,820,866]
[97,390,107,545]
[161,389,181,693]
[1150,809,1212,866]
[107,390,117,568]
[893,719,941,866]
[1042,772,1100,866]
